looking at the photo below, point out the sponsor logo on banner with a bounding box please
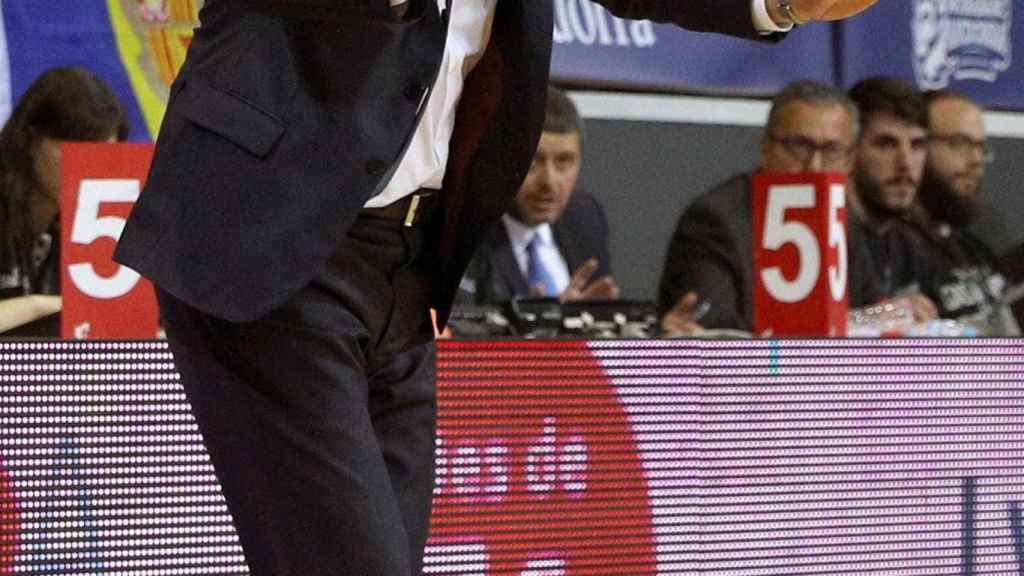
[553,0,657,47]
[912,0,1013,89]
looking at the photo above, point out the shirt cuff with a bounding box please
[752,0,794,33]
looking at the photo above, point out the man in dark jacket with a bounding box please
[844,76,937,319]
[459,87,617,305]
[658,80,869,333]
[113,1,881,574]
[1000,242,1024,329]
[910,89,1019,335]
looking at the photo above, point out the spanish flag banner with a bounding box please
[0,0,201,141]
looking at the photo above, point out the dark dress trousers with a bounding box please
[460,191,613,304]
[114,1,765,575]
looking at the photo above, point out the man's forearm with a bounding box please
[595,0,769,38]
[0,295,62,334]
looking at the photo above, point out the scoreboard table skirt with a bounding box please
[0,338,1021,575]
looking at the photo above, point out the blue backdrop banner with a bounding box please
[0,0,1019,138]
[548,0,837,95]
[839,0,1020,110]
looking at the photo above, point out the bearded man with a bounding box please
[910,89,1019,334]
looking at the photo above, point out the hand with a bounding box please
[390,0,410,18]
[892,294,939,322]
[767,0,879,24]
[558,258,620,302]
[430,308,453,339]
[660,291,706,337]
[818,0,879,20]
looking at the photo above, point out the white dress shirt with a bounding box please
[367,0,789,207]
[502,215,572,295]
[366,0,497,207]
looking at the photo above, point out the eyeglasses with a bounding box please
[768,134,851,167]
[929,134,995,163]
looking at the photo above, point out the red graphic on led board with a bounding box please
[427,340,658,575]
[0,463,18,573]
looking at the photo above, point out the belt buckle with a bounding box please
[403,194,423,227]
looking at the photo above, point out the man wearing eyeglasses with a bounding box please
[906,90,1020,334]
[659,80,880,333]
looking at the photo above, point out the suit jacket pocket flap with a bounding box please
[180,77,285,157]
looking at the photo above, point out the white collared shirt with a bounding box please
[502,215,571,295]
[367,0,788,207]
[366,0,497,207]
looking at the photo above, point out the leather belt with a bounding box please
[359,190,439,227]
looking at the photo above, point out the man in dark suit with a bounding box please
[840,76,945,327]
[658,80,863,333]
[459,87,618,305]
[114,1,881,574]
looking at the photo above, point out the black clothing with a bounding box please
[846,208,925,304]
[115,0,767,326]
[1000,241,1024,329]
[158,216,437,576]
[0,210,60,337]
[912,221,1019,335]
[0,218,60,300]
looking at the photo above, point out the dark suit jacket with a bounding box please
[658,173,754,330]
[1001,241,1024,327]
[459,191,612,304]
[657,172,884,332]
[115,0,765,324]
[910,221,1011,320]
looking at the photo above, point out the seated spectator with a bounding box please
[458,87,617,305]
[1000,242,1024,329]
[0,67,129,335]
[658,80,877,334]
[906,90,1019,335]
[844,76,937,320]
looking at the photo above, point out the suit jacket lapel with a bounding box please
[491,227,531,297]
[432,0,552,325]
[552,219,585,274]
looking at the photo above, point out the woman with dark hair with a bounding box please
[0,66,129,335]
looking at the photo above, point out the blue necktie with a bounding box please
[526,234,558,297]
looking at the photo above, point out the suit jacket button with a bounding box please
[366,159,389,177]
[404,82,426,101]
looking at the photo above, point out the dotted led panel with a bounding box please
[426,339,1024,576]
[0,341,246,575]
[1,339,1023,575]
